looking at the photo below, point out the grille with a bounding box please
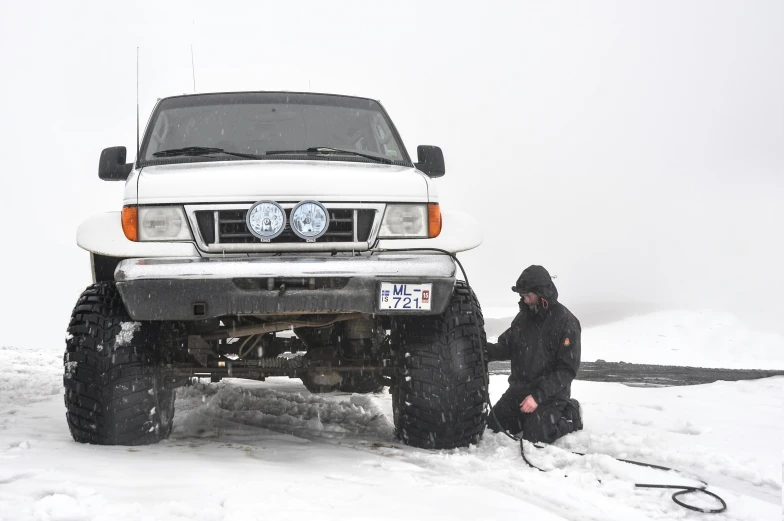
[195,208,376,245]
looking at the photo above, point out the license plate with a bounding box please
[379,283,432,310]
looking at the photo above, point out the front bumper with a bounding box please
[115,254,456,321]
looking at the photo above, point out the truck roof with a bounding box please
[158,91,380,104]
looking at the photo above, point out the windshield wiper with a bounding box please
[152,147,263,160]
[265,147,393,164]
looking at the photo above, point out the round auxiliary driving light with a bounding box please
[290,201,329,240]
[246,201,286,241]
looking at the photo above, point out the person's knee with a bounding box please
[487,392,526,434]
[487,407,524,434]
[523,402,579,443]
[522,415,560,443]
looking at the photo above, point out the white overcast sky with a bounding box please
[0,0,782,349]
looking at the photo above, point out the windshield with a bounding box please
[140,92,409,166]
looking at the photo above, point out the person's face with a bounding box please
[522,292,539,308]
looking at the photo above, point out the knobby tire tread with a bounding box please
[63,282,175,446]
[393,281,488,449]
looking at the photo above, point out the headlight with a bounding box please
[247,201,287,241]
[379,204,428,238]
[138,206,192,241]
[290,201,329,240]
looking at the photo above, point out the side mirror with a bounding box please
[415,145,445,178]
[98,146,133,181]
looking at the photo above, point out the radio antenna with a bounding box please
[136,46,140,160]
[190,44,196,93]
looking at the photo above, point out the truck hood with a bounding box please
[131,160,433,205]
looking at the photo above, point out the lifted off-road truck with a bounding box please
[65,92,487,449]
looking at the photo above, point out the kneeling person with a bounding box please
[486,265,583,443]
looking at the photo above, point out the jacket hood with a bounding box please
[512,265,559,303]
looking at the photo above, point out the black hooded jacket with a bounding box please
[486,266,581,404]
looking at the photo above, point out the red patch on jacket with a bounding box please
[564,338,571,346]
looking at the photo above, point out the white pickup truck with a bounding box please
[65,91,487,450]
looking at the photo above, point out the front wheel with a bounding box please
[63,282,175,445]
[391,281,488,449]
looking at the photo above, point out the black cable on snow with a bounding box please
[375,247,727,515]
[522,442,727,514]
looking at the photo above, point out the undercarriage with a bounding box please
[162,314,394,392]
[64,280,488,449]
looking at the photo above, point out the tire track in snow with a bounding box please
[173,380,766,521]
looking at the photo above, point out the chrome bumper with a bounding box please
[115,254,456,281]
[114,254,456,320]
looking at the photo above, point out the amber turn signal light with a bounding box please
[122,206,138,242]
[428,203,442,238]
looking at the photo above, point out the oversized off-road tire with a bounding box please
[391,281,487,449]
[63,282,175,445]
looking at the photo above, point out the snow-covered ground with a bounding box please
[487,309,784,369]
[1,311,782,521]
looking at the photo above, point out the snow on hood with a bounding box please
[131,160,432,205]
